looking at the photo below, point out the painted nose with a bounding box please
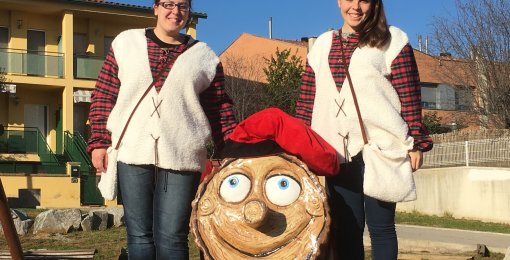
[243,200,268,228]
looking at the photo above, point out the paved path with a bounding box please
[364,224,510,255]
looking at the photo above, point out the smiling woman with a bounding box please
[294,0,433,259]
[153,0,192,44]
[87,0,237,259]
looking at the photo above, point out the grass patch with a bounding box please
[396,211,510,234]
[1,228,127,259]
[1,209,508,259]
[0,227,202,259]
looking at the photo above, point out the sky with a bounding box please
[116,0,458,55]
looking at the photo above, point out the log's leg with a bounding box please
[0,178,23,260]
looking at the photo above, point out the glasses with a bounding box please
[157,2,190,12]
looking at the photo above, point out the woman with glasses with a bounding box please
[87,0,236,259]
[295,0,433,259]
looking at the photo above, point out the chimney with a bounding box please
[269,17,273,39]
[418,35,423,52]
[425,36,429,54]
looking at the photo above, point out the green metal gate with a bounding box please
[63,131,104,205]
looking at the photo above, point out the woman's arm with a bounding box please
[87,47,120,173]
[390,44,433,153]
[200,62,237,151]
[391,44,433,171]
[295,61,317,126]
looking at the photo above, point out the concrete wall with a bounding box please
[2,174,81,208]
[397,167,510,225]
[1,173,121,208]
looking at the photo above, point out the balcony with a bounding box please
[74,55,103,80]
[0,126,65,174]
[0,48,64,78]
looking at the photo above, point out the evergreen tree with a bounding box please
[263,48,304,115]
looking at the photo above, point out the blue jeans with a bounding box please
[118,162,200,260]
[326,155,397,260]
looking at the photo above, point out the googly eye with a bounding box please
[265,175,301,206]
[220,173,251,203]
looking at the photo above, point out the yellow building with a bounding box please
[0,0,207,208]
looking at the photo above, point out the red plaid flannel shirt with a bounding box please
[87,30,237,153]
[296,31,433,152]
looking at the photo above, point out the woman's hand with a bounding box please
[408,149,423,172]
[92,148,108,175]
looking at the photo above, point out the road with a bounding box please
[363,224,510,255]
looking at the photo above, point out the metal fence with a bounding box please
[423,137,510,168]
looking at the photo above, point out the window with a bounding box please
[455,86,473,111]
[74,33,87,56]
[0,27,8,49]
[421,83,438,109]
[27,30,46,75]
[421,82,473,111]
[0,27,8,71]
[104,36,114,57]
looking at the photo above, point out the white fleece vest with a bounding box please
[310,26,414,162]
[106,29,219,172]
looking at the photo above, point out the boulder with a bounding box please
[80,214,94,232]
[33,209,82,234]
[0,209,33,236]
[84,210,109,231]
[104,207,124,227]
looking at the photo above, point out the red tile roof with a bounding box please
[68,0,152,10]
[61,0,207,17]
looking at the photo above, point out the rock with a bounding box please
[33,209,82,234]
[104,207,124,227]
[14,218,33,236]
[0,209,33,236]
[503,246,510,260]
[11,209,29,220]
[476,244,490,257]
[118,247,128,260]
[87,210,109,231]
[81,214,93,232]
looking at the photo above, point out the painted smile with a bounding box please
[209,212,311,257]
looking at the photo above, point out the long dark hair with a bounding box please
[357,0,390,48]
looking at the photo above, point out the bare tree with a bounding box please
[222,54,268,121]
[432,0,510,128]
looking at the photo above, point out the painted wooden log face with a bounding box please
[191,154,330,259]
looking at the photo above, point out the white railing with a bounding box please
[423,137,510,168]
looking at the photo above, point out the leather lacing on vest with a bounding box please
[152,48,170,192]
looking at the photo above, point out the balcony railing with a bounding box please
[0,48,64,78]
[63,131,93,173]
[0,126,65,174]
[74,55,103,80]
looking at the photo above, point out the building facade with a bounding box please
[0,0,207,207]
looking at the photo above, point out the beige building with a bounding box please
[0,0,207,207]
